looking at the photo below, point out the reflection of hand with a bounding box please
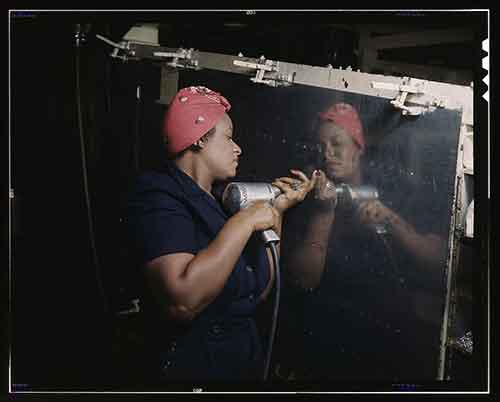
[357,200,395,225]
[271,169,317,214]
[312,170,337,208]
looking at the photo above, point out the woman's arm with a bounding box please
[276,169,335,290]
[146,201,280,321]
[257,169,318,300]
[284,206,335,290]
[357,200,447,269]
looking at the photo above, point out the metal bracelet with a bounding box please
[325,181,338,209]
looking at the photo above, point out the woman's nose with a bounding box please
[324,145,336,158]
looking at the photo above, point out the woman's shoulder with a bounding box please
[132,168,180,193]
[126,168,186,210]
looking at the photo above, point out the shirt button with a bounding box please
[248,293,255,302]
[170,341,177,352]
[246,265,254,273]
[211,324,222,335]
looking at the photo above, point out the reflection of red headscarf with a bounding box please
[163,86,231,156]
[318,103,365,152]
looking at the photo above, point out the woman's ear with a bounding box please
[193,138,205,148]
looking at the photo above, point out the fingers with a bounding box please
[315,169,328,187]
[289,169,309,182]
[271,168,327,213]
[273,178,304,195]
[357,201,370,223]
[274,177,300,187]
[308,170,319,190]
[314,170,327,196]
[245,200,280,231]
[274,169,320,194]
[357,200,388,223]
[272,180,291,194]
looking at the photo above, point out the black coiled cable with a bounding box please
[263,241,281,381]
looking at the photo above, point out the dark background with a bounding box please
[6,10,490,393]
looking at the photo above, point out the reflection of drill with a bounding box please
[330,182,388,235]
[335,183,379,206]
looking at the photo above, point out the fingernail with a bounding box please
[314,170,321,176]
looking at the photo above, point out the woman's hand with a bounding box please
[356,199,395,225]
[238,200,281,233]
[311,169,337,210]
[271,169,318,214]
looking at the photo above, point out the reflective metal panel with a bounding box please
[179,69,461,383]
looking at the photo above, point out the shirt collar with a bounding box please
[163,161,229,218]
[164,160,205,197]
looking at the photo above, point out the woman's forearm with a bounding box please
[167,213,256,315]
[387,213,446,268]
[285,208,335,289]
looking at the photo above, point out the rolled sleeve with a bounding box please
[127,190,198,265]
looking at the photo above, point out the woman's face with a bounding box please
[201,113,242,180]
[318,121,362,183]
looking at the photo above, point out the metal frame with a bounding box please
[102,36,476,381]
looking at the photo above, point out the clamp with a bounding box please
[371,77,444,116]
[153,48,200,70]
[234,56,294,87]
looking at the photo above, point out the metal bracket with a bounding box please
[97,33,200,69]
[96,34,131,61]
[371,77,444,116]
[109,41,131,61]
[154,47,200,70]
[233,56,294,87]
[116,298,141,316]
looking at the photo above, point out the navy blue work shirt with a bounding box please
[125,161,271,381]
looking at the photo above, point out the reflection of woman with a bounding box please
[279,103,447,380]
[125,86,316,382]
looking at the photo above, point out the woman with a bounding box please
[126,86,317,382]
[278,102,447,381]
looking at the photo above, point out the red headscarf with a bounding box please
[318,102,365,152]
[163,86,231,156]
